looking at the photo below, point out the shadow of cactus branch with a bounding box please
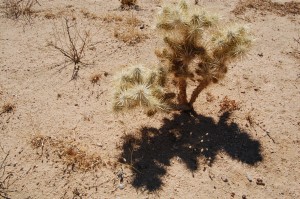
[119,111,263,191]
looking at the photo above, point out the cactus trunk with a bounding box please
[177,77,190,109]
[189,81,209,106]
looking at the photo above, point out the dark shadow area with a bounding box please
[119,111,263,191]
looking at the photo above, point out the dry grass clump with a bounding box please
[0,103,15,115]
[114,28,148,45]
[232,0,300,16]
[219,96,240,112]
[102,13,123,23]
[80,9,98,20]
[44,12,56,19]
[31,136,103,172]
[0,149,17,198]
[1,0,40,20]
[102,13,147,45]
[90,73,102,84]
[113,14,148,45]
[120,0,139,10]
[42,6,77,20]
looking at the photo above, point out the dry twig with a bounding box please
[1,0,40,21]
[0,149,17,199]
[48,18,92,80]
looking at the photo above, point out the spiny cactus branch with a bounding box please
[156,1,252,110]
[113,65,170,116]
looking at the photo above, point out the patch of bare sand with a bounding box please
[0,0,299,198]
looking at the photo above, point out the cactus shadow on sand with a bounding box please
[119,111,263,191]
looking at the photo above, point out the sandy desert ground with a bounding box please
[0,0,299,198]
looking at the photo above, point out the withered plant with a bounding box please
[292,36,300,60]
[113,14,148,45]
[0,103,15,115]
[219,96,240,113]
[90,73,102,84]
[1,0,40,20]
[31,136,103,172]
[113,1,252,115]
[0,148,17,198]
[48,18,92,80]
[120,0,138,10]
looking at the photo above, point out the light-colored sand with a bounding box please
[0,0,299,198]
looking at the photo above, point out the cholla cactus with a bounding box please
[113,1,252,115]
[113,65,170,116]
[156,0,252,109]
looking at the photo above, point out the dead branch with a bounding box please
[1,0,40,22]
[0,149,17,198]
[48,18,92,80]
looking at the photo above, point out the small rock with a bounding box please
[118,183,125,190]
[242,195,247,199]
[256,178,265,186]
[246,174,252,182]
[221,176,228,182]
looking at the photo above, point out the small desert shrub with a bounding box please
[113,14,148,45]
[90,73,102,84]
[1,0,40,20]
[102,13,123,23]
[114,27,148,45]
[80,9,98,20]
[48,18,93,80]
[232,0,300,16]
[1,103,15,115]
[219,96,240,112]
[44,12,56,19]
[0,150,17,198]
[120,0,139,10]
[31,136,103,171]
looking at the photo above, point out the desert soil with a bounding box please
[0,0,299,198]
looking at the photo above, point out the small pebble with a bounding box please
[221,176,228,182]
[246,174,252,182]
[118,183,125,190]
